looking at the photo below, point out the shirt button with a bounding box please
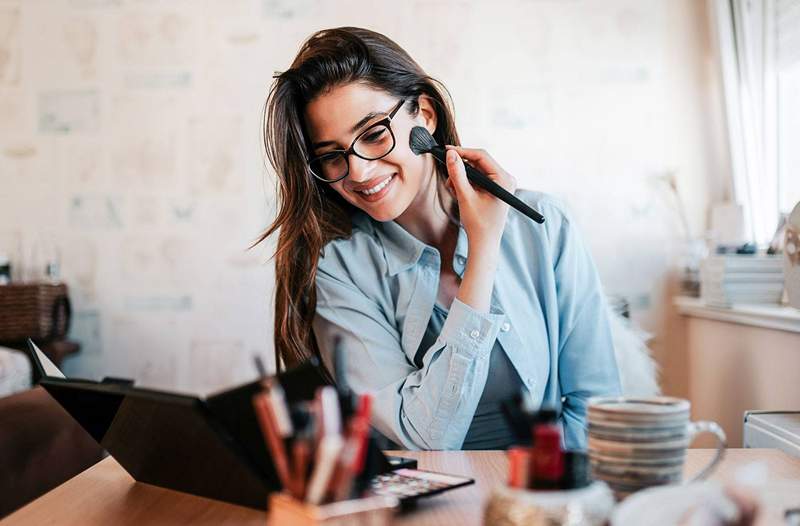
[469,329,480,340]
[456,255,466,266]
[501,322,511,332]
[526,378,536,388]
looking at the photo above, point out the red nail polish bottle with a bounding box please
[528,410,564,490]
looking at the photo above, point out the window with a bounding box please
[712,0,800,243]
[777,0,800,214]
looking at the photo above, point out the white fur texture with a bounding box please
[608,310,661,397]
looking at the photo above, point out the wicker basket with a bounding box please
[0,283,72,343]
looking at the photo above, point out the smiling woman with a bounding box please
[256,27,621,451]
[306,96,407,210]
[304,85,441,223]
[257,27,461,371]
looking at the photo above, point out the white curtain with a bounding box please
[710,0,779,245]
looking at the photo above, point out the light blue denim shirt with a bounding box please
[311,190,621,451]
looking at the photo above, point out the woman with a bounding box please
[259,27,621,451]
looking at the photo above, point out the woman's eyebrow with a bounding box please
[312,110,383,150]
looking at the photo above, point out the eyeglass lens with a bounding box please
[309,123,395,182]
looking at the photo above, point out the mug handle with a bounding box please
[685,420,727,483]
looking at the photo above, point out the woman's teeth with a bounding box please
[359,175,394,195]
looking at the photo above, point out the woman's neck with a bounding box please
[394,171,457,256]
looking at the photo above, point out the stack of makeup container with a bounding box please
[483,396,615,526]
[587,396,727,501]
[587,398,691,499]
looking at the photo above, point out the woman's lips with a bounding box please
[355,174,396,202]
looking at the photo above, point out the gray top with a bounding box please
[416,302,524,450]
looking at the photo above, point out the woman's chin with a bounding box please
[364,207,402,223]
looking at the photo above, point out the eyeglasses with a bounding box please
[307,99,406,183]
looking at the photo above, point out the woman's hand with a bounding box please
[444,145,517,248]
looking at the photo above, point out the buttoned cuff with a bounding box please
[438,298,505,359]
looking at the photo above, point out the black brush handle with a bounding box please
[430,146,545,224]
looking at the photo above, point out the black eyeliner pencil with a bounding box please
[409,126,545,224]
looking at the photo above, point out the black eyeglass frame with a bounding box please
[307,99,406,184]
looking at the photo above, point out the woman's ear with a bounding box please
[417,94,438,136]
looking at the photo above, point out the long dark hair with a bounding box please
[256,27,461,371]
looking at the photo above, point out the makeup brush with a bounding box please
[409,126,545,224]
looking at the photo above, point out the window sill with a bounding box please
[674,296,800,334]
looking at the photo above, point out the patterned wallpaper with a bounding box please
[0,0,728,394]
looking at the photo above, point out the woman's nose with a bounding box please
[346,154,373,183]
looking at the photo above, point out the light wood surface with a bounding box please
[2,449,799,525]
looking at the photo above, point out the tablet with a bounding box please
[26,339,328,509]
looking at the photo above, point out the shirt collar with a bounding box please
[373,218,428,276]
[353,211,470,277]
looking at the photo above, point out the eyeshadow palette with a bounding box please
[370,468,474,505]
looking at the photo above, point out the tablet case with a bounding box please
[24,340,350,510]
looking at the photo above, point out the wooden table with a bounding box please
[2,449,799,525]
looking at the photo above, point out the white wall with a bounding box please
[0,0,729,394]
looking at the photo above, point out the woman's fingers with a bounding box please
[441,146,513,246]
[446,148,473,201]
[445,145,517,192]
[445,145,503,178]
[445,177,455,196]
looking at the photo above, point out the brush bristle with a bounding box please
[409,126,438,155]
